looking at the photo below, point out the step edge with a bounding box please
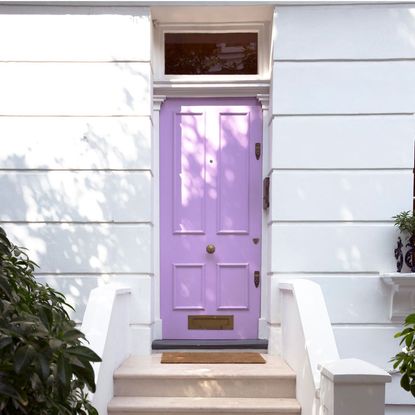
[113,373,296,380]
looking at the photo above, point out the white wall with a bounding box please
[269,5,415,414]
[0,6,154,355]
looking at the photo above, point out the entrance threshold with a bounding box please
[152,339,268,350]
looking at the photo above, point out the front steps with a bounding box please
[108,354,300,415]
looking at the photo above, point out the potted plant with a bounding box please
[393,211,415,272]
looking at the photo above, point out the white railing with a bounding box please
[81,284,132,415]
[279,279,391,415]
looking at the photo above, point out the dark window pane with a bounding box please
[165,33,258,75]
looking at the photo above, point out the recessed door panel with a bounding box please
[173,112,206,234]
[173,264,205,310]
[217,263,249,310]
[218,112,250,234]
[160,98,262,340]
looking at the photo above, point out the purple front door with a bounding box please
[160,98,262,339]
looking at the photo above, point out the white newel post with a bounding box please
[319,359,391,415]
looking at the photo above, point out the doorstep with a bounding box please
[152,339,268,350]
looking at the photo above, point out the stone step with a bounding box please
[108,397,301,415]
[114,354,296,399]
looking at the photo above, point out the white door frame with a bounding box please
[150,8,273,340]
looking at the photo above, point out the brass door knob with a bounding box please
[206,244,216,254]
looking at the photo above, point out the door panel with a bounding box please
[173,111,206,234]
[160,98,262,339]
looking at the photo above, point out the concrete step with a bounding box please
[108,397,301,415]
[114,354,296,398]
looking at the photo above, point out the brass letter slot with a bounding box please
[188,315,234,330]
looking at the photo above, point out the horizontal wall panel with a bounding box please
[0,8,151,61]
[274,5,415,60]
[0,171,152,222]
[270,115,414,169]
[0,63,151,115]
[270,224,397,272]
[0,117,151,170]
[271,171,412,221]
[36,274,153,324]
[386,405,415,415]
[268,275,392,325]
[272,61,415,115]
[334,327,414,405]
[2,223,152,273]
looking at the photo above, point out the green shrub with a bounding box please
[0,227,101,414]
[391,313,415,397]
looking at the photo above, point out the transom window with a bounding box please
[164,33,258,75]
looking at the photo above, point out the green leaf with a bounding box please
[73,363,96,393]
[62,328,84,342]
[401,374,410,391]
[49,339,64,350]
[66,346,101,362]
[57,354,71,386]
[0,336,12,350]
[0,381,21,401]
[37,354,49,380]
[405,314,415,325]
[14,345,35,374]
[405,333,414,348]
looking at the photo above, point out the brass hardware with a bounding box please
[263,177,270,210]
[188,315,234,330]
[254,271,260,288]
[206,244,216,254]
[253,238,259,245]
[255,143,261,160]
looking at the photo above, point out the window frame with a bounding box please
[153,22,270,83]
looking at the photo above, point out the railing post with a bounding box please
[319,359,391,415]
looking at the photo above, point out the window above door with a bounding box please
[164,32,258,75]
[153,22,271,83]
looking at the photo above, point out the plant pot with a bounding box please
[396,235,415,273]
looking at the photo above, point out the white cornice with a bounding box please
[154,81,270,98]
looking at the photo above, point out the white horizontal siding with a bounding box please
[0,171,152,222]
[36,274,153,324]
[270,115,415,169]
[0,62,151,116]
[0,117,152,170]
[270,223,397,272]
[272,61,415,115]
[268,275,392,325]
[0,7,151,62]
[386,406,415,415]
[274,5,415,60]
[270,171,412,221]
[2,223,152,273]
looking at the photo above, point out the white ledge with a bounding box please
[320,359,392,384]
[381,273,415,321]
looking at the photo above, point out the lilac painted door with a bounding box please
[160,98,262,339]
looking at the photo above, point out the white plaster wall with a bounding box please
[270,5,415,413]
[0,5,154,355]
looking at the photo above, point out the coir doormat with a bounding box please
[160,352,266,364]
